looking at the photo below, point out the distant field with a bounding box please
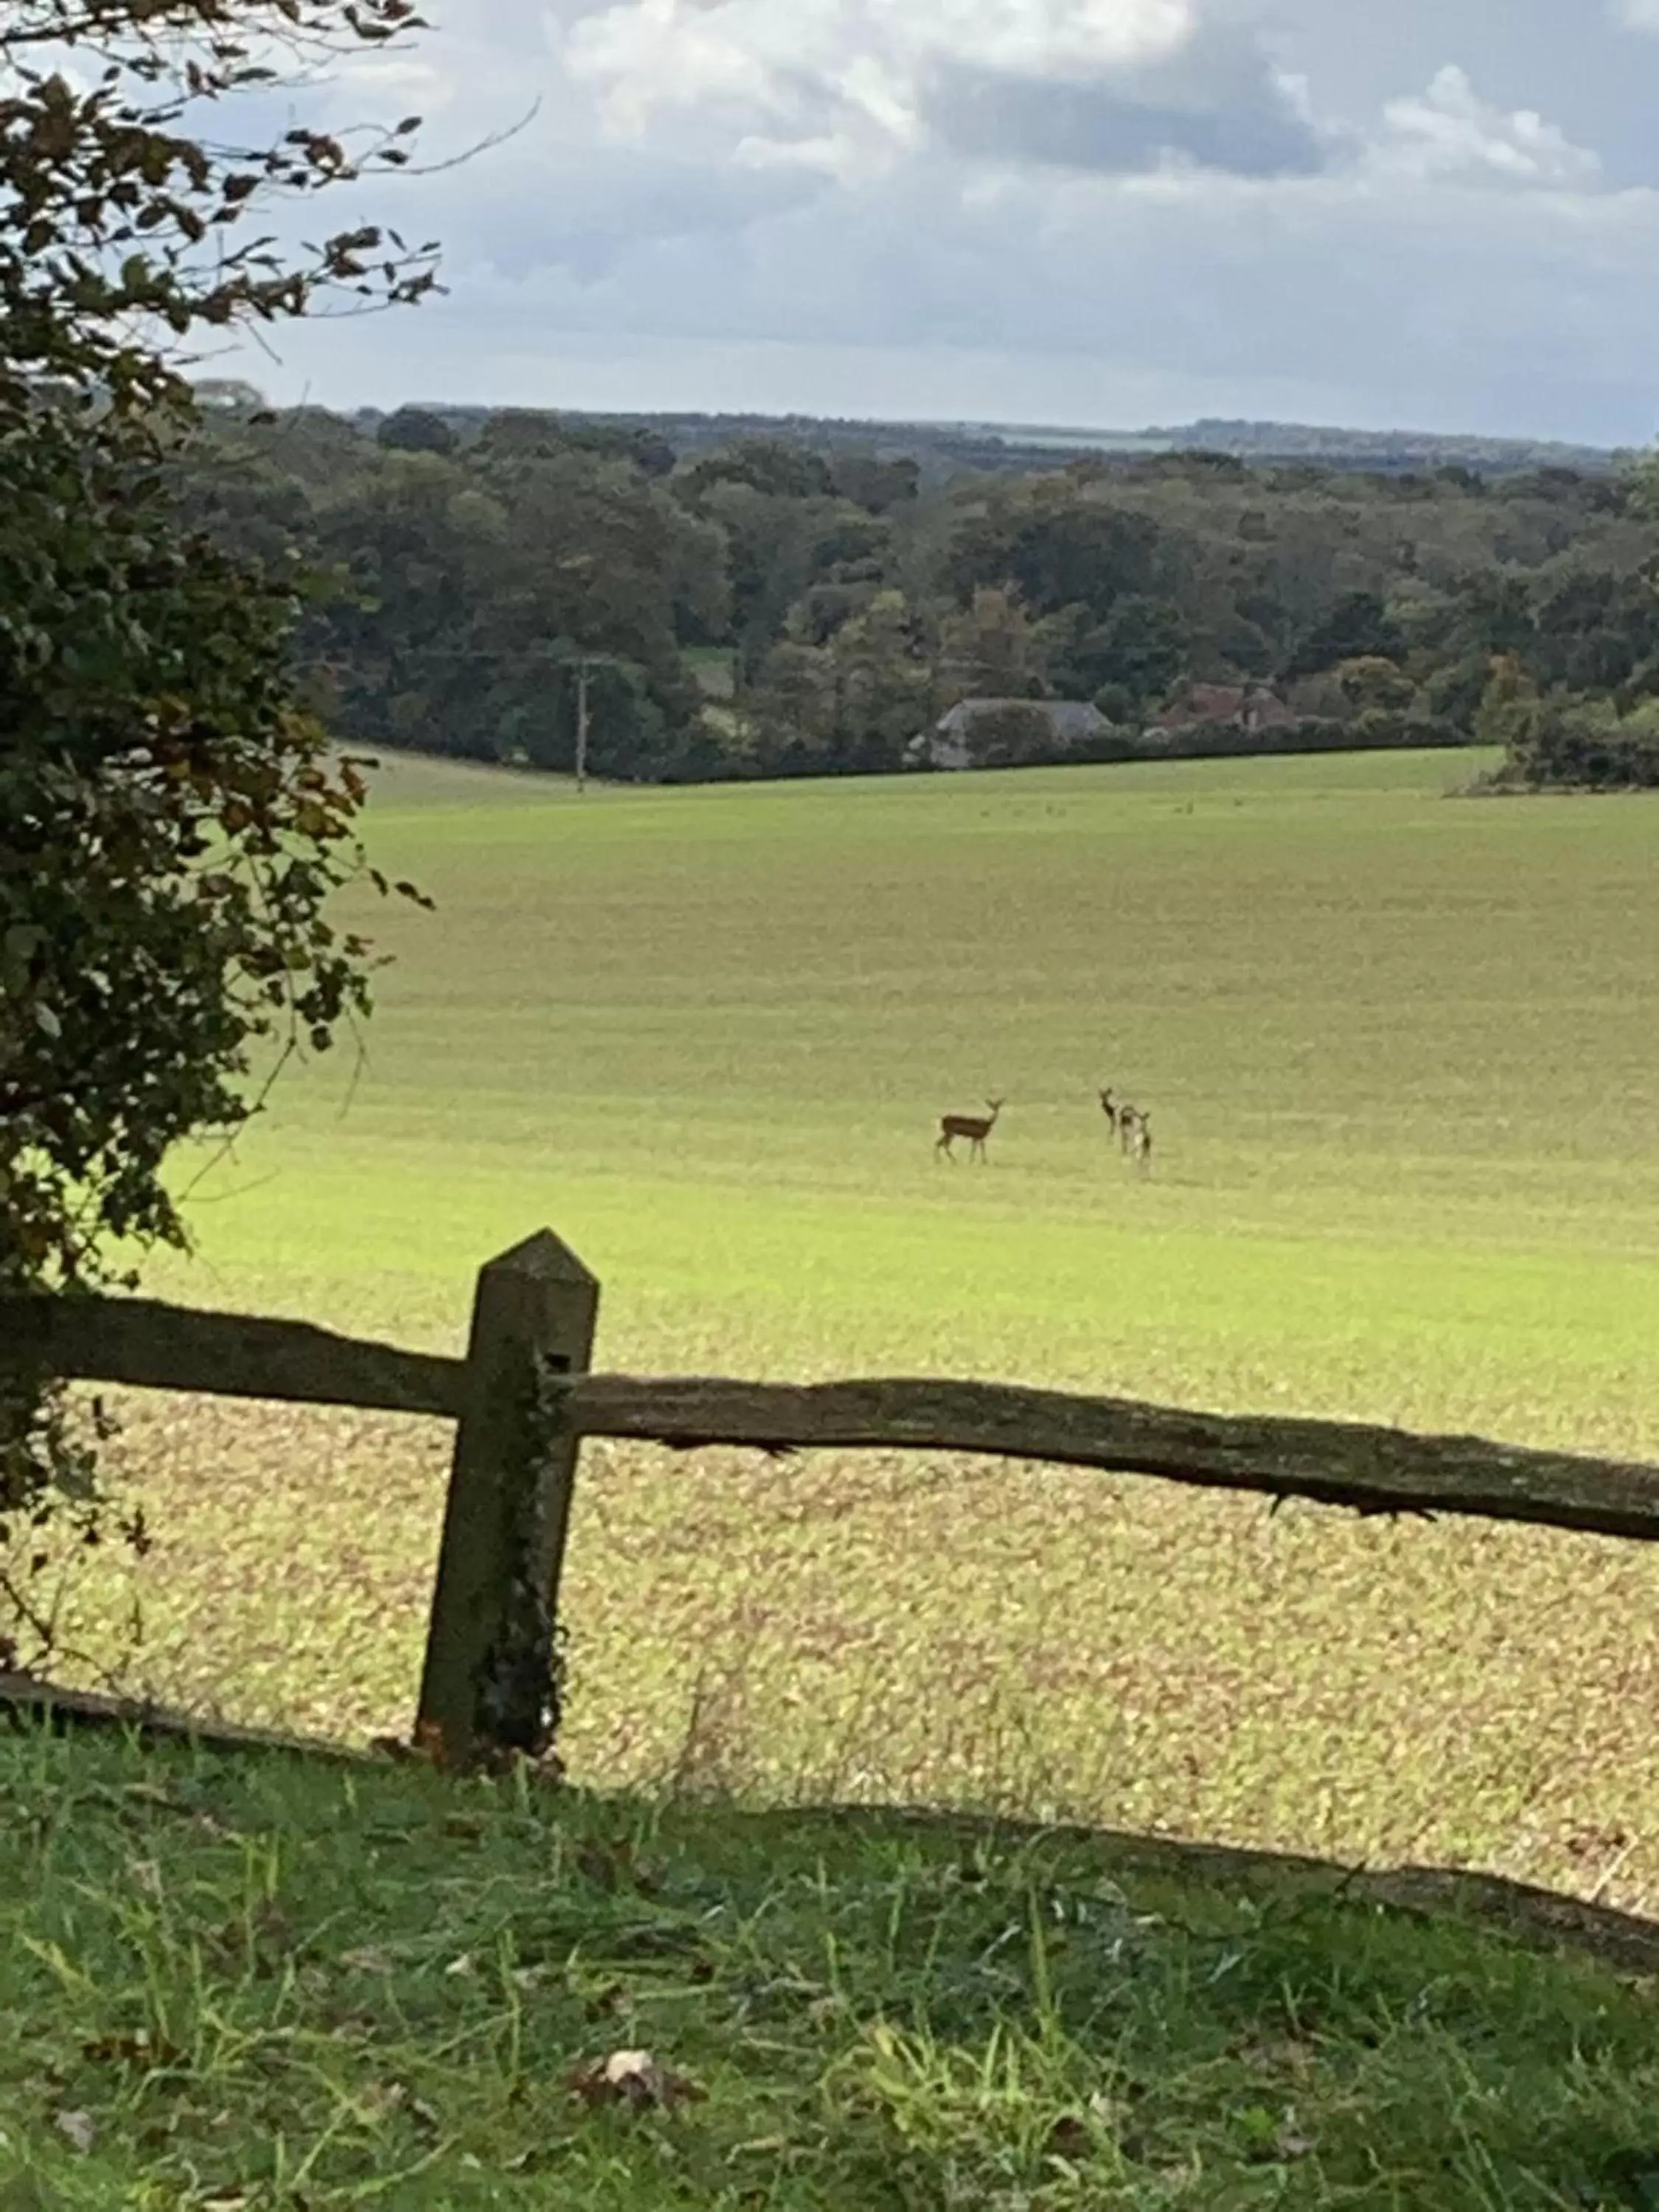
[71,746,1659,1910]
[684,644,738,699]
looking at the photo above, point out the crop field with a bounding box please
[61,746,1659,1910]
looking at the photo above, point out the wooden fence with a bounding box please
[7,1223,1659,1772]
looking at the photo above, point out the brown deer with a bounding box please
[1130,1111,1153,1178]
[1099,1088,1121,1137]
[936,1099,1004,1164]
[1116,1103,1143,1157]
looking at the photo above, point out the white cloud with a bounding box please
[561,0,1326,179]
[568,0,1198,139]
[222,3,1657,448]
[1370,65,1602,188]
[1610,0,1659,29]
[560,8,1596,194]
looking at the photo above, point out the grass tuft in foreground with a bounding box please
[3,1725,1659,2208]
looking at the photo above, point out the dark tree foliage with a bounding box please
[830,451,921,517]
[680,436,835,504]
[947,495,1164,622]
[162,403,1659,790]
[0,0,439,1652]
[1038,595,1186,713]
[1282,592,1406,679]
[377,406,459,456]
[1484,686,1659,791]
[475,409,676,478]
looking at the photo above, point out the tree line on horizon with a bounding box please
[171,396,1659,790]
[332,398,1625,483]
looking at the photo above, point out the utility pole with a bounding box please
[574,655,591,794]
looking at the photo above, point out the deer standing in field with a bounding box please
[936,1099,1004,1164]
[1116,1102,1144,1157]
[1130,1111,1153,1178]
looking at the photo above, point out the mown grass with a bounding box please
[4,1722,1659,2210]
[42,746,1659,1910]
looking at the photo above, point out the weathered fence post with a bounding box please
[414,1230,599,1772]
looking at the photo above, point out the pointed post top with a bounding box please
[479,1229,599,1290]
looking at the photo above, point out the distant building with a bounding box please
[1152,681,1295,738]
[909,696,1110,771]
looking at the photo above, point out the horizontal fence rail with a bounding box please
[0,1295,467,1420]
[556,1377,1659,1546]
[6,1292,1659,1545]
[10,1239,1659,1773]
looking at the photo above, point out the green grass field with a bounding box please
[60,747,1659,1912]
[7,1725,1659,2210]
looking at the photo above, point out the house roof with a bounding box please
[937,697,1107,737]
[1155,682,1295,731]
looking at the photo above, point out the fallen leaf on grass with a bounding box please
[568,2049,705,2115]
[54,2109,95,2155]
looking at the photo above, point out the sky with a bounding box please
[221,0,1659,443]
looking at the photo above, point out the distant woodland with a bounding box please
[173,389,1659,789]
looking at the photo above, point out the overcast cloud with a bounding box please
[226,0,1659,443]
